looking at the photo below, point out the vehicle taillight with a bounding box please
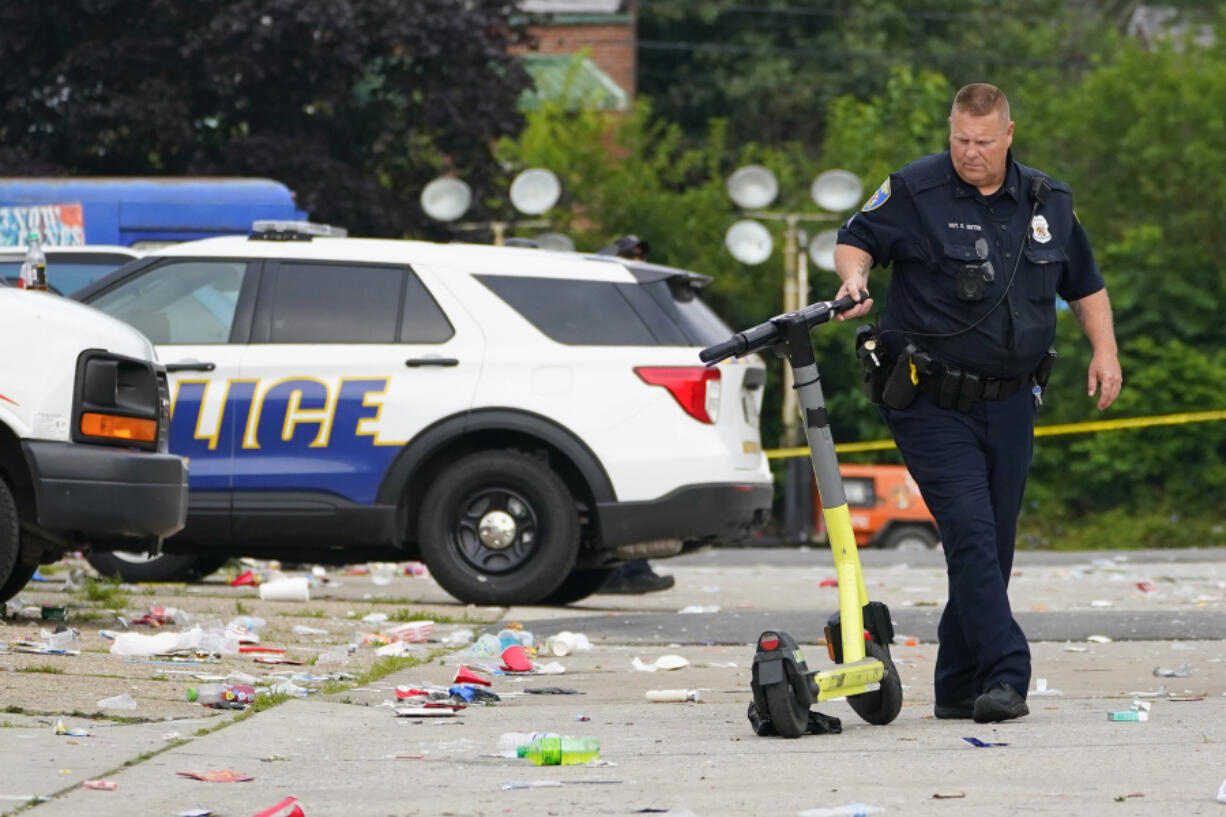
[635,366,721,424]
[759,632,780,651]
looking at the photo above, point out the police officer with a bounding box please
[832,83,1122,723]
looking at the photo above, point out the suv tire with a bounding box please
[0,477,22,603]
[418,450,579,605]
[541,567,618,606]
[87,551,228,583]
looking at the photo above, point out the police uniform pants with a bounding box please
[881,387,1034,705]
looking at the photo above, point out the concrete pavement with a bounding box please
[4,549,1226,816]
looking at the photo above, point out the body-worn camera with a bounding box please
[955,237,995,302]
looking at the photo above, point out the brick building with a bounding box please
[515,0,636,112]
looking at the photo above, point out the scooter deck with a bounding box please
[814,657,884,701]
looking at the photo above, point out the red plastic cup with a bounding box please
[501,644,532,672]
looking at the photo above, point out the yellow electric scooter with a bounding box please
[700,294,903,737]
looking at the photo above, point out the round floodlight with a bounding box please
[509,168,562,215]
[420,176,472,222]
[811,169,864,212]
[725,219,773,265]
[808,228,840,272]
[535,232,575,253]
[726,165,779,210]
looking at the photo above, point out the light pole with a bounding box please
[421,168,564,245]
[725,165,863,543]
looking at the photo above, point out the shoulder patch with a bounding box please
[862,178,891,212]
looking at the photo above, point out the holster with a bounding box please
[881,344,919,410]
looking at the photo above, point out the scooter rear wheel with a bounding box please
[763,673,810,738]
[847,640,903,725]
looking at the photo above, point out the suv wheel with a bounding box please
[418,450,579,605]
[0,477,22,603]
[87,551,228,583]
[541,567,617,606]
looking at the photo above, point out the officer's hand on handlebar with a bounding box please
[834,279,873,322]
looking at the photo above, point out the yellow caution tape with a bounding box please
[764,409,1226,460]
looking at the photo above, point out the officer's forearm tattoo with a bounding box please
[1069,300,1085,325]
[850,256,871,283]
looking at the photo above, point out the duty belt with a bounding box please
[916,361,1028,412]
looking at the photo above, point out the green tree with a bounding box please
[638,0,1124,146]
[0,0,532,238]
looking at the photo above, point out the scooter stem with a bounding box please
[780,317,870,664]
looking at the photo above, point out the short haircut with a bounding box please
[952,83,1010,121]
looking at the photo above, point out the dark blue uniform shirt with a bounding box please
[838,151,1104,378]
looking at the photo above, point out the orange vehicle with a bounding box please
[813,464,940,551]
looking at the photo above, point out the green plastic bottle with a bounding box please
[516,735,600,765]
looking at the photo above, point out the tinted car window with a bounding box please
[638,279,731,346]
[477,275,658,346]
[0,253,136,294]
[401,271,454,343]
[267,262,403,343]
[87,260,248,344]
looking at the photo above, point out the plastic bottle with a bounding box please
[796,805,885,817]
[18,233,46,290]
[186,683,256,707]
[496,731,556,758]
[517,735,600,766]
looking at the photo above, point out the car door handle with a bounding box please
[165,361,217,372]
[405,357,459,368]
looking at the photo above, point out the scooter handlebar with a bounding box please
[699,292,867,365]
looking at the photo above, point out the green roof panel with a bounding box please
[519,54,629,113]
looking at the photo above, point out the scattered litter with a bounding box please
[259,577,309,602]
[1030,678,1062,697]
[933,793,965,799]
[524,687,582,695]
[454,665,491,686]
[646,689,701,703]
[1167,695,1204,702]
[97,693,137,711]
[1089,599,1113,608]
[501,644,533,672]
[250,795,304,817]
[1217,777,1226,805]
[1125,686,1166,698]
[677,605,719,614]
[632,655,690,672]
[1086,635,1113,643]
[534,662,566,675]
[502,780,562,790]
[230,569,258,586]
[797,804,884,817]
[1153,664,1192,678]
[1108,701,1151,722]
[467,633,503,657]
[54,719,93,738]
[291,625,329,636]
[818,578,838,588]
[1063,645,1088,652]
[962,737,1007,748]
[361,612,389,625]
[1136,581,1157,593]
[443,628,475,646]
[395,705,460,717]
[176,770,254,782]
[82,780,117,791]
[545,631,591,657]
[1113,793,1144,802]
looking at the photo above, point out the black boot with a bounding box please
[600,560,675,594]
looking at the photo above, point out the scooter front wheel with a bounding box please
[763,673,810,738]
[847,640,903,725]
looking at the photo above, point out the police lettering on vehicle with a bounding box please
[171,377,404,503]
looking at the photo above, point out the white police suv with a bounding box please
[75,223,771,605]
